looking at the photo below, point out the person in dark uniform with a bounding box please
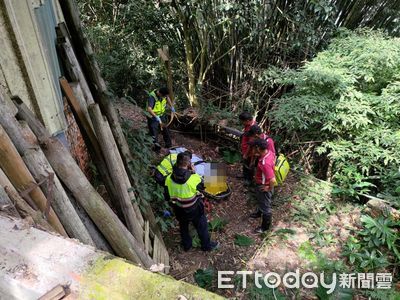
[147,87,174,150]
[165,153,218,251]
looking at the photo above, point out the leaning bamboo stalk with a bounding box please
[100,112,144,227]
[89,104,144,245]
[14,99,153,267]
[59,1,166,246]
[0,124,66,235]
[58,0,146,210]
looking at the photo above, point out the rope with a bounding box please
[166,112,175,127]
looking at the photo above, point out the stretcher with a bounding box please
[169,147,231,200]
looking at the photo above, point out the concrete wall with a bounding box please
[0,216,224,300]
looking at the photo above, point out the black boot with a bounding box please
[249,210,262,219]
[254,214,272,233]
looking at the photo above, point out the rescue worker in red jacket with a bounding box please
[165,152,219,251]
[239,112,256,183]
[249,138,276,233]
[245,125,276,158]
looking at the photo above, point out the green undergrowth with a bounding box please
[258,174,399,299]
[121,118,173,232]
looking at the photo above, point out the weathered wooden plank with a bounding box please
[153,235,159,263]
[38,284,68,300]
[144,221,150,255]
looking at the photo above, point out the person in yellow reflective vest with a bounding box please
[154,151,194,185]
[147,87,174,151]
[165,153,219,251]
[155,153,178,185]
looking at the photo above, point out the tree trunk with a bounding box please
[183,19,198,107]
[14,99,153,267]
[0,124,67,236]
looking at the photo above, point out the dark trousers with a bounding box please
[173,200,211,251]
[256,186,273,230]
[242,157,255,181]
[147,115,172,148]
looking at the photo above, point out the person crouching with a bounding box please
[165,152,218,251]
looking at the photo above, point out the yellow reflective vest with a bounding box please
[148,90,167,116]
[165,173,202,208]
[157,153,178,177]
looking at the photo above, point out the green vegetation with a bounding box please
[122,119,173,231]
[194,268,215,290]
[234,234,255,247]
[342,215,399,272]
[79,0,399,108]
[221,149,242,164]
[208,217,229,232]
[269,30,400,204]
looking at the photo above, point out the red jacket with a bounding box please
[255,151,275,185]
[241,120,256,155]
[260,133,276,156]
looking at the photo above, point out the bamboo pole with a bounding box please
[88,103,144,245]
[14,99,153,267]
[0,124,66,236]
[56,23,95,106]
[59,79,122,220]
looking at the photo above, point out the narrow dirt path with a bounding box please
[115,99,296,297]
[162,133,297,298]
